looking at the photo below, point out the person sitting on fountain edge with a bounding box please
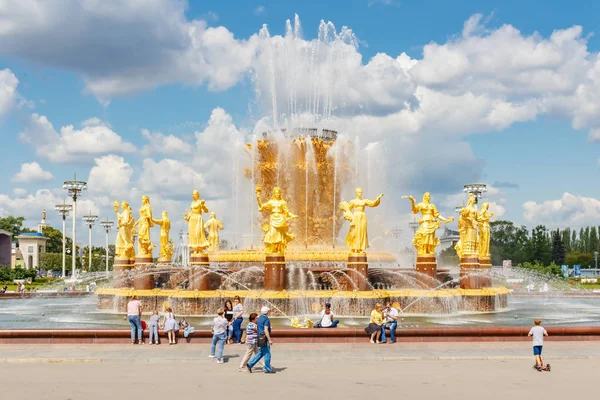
[316,302,339,328]
[380,302,399,343]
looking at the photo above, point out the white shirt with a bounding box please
[528,325,547,346]
[212,316,228,335]
[384,307,399,322]
[320,310,333,327]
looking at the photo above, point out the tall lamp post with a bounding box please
[463,183,488,204]
[82,212,98,272]
[63,174,87,278]
[100,219,114,277]
[54,201,73,279]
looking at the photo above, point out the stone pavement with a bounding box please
[1,341,599,363]
[0,355,593,400]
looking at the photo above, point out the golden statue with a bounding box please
[204,212,224,252]
[340,188,383,253]
[403,192,454,256]
[291,316,314,328]
[153,211,174,262]
[114,200,135,259]
[42,209,46,221]
[134,195,155,257]
[455,193,479,258]
[184,190,209,255]
[477,202,494,259]
[255,186,299,254]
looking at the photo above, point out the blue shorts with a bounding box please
[533,346,543,356]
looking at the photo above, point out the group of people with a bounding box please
[210,302,274,373]
[365,302,399,343]
[127,296,195,345]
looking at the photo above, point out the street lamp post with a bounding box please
[54,201,73,279]
[63,174,87,278]
[463,183,488,204]
[100,219,114,277]
[82,211,98,272]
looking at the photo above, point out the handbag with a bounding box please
[257,334,268,348]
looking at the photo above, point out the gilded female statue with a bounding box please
[255,186,298,254]
[341,188,383,253]
[185,190,209,255]
[477,202,494,259]
[455,193,479,258]
[114,200,135,259]
[403,192,453,255]
[153,211,174,261]
[204,212,224,251]
[134,195,155,256]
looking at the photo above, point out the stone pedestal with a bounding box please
[264,254,286,291]
[113,258,134,288]
[415,255,438,288]
[132,255,154,290]
[189,253,210,290]
[478,256,492,288]
[460,255,481,289]
[347,253,369,291]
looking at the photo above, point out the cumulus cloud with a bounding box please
[0,68,18,119]
[141,129,192,156]
[0,0,257,100]
[138,158,207,197]
[18,113,136,163]
[523,193,600,228]
[11,162,53,183]
[87,155,134,197]
[254,5,265,15]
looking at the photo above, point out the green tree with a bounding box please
[591,227,599,252]
[42,226,73,253]
[438,246,459,267]
[0,216,26,237]
[565,251,593,268]
[526,225,552,265]
[561,228,571,252]
[572,230,578,251]
[551,229,566,265]
[490,220,529,265]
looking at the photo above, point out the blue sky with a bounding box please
[1,0,600,246]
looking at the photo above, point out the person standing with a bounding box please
[163,307,179,345]
[127,295,143,345]
[246,306,274,374]
[209,308,229,364]
[149,310,160,345]
[232,296,244,343]
[528,318,550,371]
[224,300,235,344]
[239,312,258,371]
[380,302,399,343]
[317,302,339,328]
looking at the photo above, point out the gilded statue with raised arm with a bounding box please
[114,200,135,259]
[204,212,224,252]
[134,195,155,256]
[340,187,383,253]
[255,186,299,254]
[403,192,454,256]
[185,190,210,255]
[152,211,174,262]
[477,202,494,259]
[455,193,479,258]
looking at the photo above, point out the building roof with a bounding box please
[18,232,48,239]
[0,229,11,237]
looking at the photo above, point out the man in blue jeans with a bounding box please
[246,306,275,374]
[380,302,399,343]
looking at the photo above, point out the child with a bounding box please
[239,313,258,372]
[209,308,229,364]
[149,310,160,345]
[528,318,550,371]
[163,307,179,345]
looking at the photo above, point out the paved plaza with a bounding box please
[0,342,597,399]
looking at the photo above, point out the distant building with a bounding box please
[438,227,459,253]
[17,232,48,270]
[0,229,11,266]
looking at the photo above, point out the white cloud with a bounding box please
[12,188,27,197]
[138,158,207,197]
[87,155,134,197]
[0,0,257,100]
[523,193,600,228]
[11,162,53,183]
[0,68,18,119]
[18,113,136,163]
[254,6,265,15]
[141,129,192,156]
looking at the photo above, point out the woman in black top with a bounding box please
[224,299,234,344]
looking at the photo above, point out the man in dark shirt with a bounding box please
[246,306,274,373]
